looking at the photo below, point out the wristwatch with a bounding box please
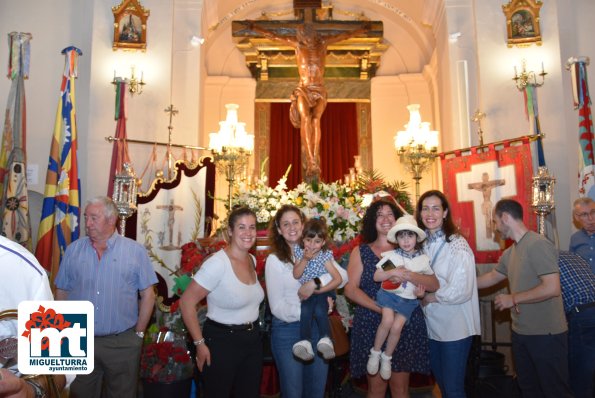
[135,331,145,338]
[24,377,47,398]
[313,277,322,290]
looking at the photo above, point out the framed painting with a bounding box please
[112,0,150,51]
[502,0,542,47]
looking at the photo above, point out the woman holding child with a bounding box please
[265,205,341,398]
[416,190,481,398]
[345,197,436,398]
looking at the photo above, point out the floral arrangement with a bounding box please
[231,167,293,230]
[140,310,193,383]
[231,167,366,242]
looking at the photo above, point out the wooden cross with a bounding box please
[232,1,382,182]
[232,1,382,49]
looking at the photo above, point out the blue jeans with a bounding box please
[270,317,329,398]
[568,306,595,398]
[300,293,331,341]
[429,337,472,398]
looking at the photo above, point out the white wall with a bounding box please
[0,0,204,244]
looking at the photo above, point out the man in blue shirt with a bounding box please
[570,197,595,273]
[56,197,157,398]
[557,251,595,398]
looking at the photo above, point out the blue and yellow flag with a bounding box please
[35,46,82,284]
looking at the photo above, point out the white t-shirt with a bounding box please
[194,249,264,324]
[0,236,53,340]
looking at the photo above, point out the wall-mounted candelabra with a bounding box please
[513,59,547,91]
[112,163,138,235]
[112,65,146,95]
[394,104,439,202]
[531,166,556,235]
[208,104,255,210]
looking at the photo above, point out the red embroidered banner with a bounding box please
[440,139,536,263]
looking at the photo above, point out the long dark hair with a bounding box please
[268,205,305,264]
[361,199,403,244]
[415,190,458,242]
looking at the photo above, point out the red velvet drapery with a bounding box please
[268,102,359,189]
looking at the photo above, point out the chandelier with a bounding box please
[394,104,439,201]
[208,104,255,209]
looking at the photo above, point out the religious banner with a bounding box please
[35,47,82,284]
[567,57,595,199]
[440,138,535,263]
[107,80,131,196]
[0,32,33,249]
[129,159,215,307]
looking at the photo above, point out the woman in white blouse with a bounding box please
[265,205,335,398]
[415,190,481,398]
[180,206,265,398]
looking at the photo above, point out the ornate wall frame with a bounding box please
[112,0,150,51]
[502,0,543,47]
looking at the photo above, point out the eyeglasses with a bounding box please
[576,209,595,219]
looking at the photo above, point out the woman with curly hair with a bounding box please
[345,198,433,398]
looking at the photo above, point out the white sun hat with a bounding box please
[387,214,426,243]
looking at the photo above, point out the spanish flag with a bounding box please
[35,47,82,285]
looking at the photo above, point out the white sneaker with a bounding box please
[317,337,336,360]
[292,340,315,361]
[379,352,392,380]
[366,348,381,375]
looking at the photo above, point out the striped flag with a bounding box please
[107,80,131,196]
[567,57,595,199]
[522,85,546,167]
[0,32,33,249]
[35,46,82,284]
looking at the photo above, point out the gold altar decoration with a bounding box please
[531,166,555,235]
[112,163,138,235]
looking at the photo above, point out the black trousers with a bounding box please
[511,331,573,398]
[201,320,263,398]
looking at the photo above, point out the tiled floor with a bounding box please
[338,382,441,397]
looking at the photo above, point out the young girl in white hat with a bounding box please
[366,214,438,380]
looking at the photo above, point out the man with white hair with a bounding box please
[55,196,157,398]
[570,197,595,273]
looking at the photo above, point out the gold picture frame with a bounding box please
[112,0,150,51]
[502,0,542,47]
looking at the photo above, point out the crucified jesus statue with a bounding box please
[249,21,371,182]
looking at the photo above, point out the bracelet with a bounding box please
[23,377,47,398]
[193,338,205,346]
[512,294,520,314]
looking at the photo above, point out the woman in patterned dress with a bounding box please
[345,198,431,398]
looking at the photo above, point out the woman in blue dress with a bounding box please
[345,197,432,398]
